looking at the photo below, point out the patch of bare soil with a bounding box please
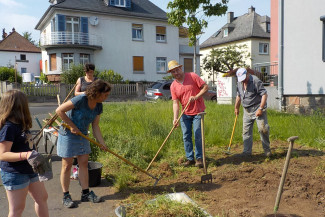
[117,141,325,217]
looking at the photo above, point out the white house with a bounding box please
[200,7,270,104]
[271,0,325,113]
[35,0,199,82]
[0,28,41,80]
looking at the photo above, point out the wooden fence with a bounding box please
[0,82,153,99]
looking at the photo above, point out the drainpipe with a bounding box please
[278,0,284,111]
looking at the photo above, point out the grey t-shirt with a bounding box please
[237,74,267,108]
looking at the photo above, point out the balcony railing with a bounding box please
[253,62,278,86]
[40,32,102,47]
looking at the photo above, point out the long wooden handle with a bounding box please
[61,123,159,181]
[33,83,77,141]
[145,100,191,171]
[227,114,238,151]
[200,113,207,174]
[274,140,294,213]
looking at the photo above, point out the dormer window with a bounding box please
[109,0,131,8]
[224,28,228,37]
[115,0,126,7]
[267,23,271,33]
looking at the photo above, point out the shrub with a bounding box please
[0,67,22,83]
[98,69,123,84]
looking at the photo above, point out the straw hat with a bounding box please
[167,60,182,72]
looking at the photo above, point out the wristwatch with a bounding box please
[258,107,263,110]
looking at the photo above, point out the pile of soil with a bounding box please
[117,140,324,217]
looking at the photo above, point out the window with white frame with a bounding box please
[156,26,166,42]
[62,53,74,70]
[80,54,90,65]
[223,28,228,37]
[21,68,27,73]
[132,24,143,41]
[115,0,126,7]
[156,57,167,73]
[259,43,269,54]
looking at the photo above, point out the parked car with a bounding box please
[145,80,217,101]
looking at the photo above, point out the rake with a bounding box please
[62,123,162,186]
[224,114,238,155]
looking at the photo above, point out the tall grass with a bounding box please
[94,100,324,188]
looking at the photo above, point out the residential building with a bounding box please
[35,0,198,82]
[0,28,41,81]
[271,0,325,114]
[200,6,270,103]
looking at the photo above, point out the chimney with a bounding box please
[248,6,255,14]
[227,12,234,23]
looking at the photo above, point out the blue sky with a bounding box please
[0,0,269,44]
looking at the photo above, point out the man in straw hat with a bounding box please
[234,68,271,157]
[168,60,208,168]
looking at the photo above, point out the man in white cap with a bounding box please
[234,68,271,157]
[168,60,208,167]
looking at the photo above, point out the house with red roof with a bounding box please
[0,28,41,81]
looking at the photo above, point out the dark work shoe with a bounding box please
[195,158,204,168]
[182,160,196,167]
[81,190,102,203]
[63,194,75,208]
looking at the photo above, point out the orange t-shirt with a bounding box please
[171,72,206,115]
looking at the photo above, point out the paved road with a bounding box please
[0,102,117,217]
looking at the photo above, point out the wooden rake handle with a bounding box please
[33,83,77,142]
[227,114,238,151]
[145,100,192,171]
[61,123,159,181]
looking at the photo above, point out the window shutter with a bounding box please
[126,0,131,8]
[110,0,115,5]
[57,14,66,31]
[156,26,166,35]
[133,56,144,71]
[80,17,88,33]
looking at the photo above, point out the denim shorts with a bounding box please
[57,130,91,158]
[0,170,39,191]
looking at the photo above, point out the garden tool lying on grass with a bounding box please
[198,112,212,183]
[274,136,299,214]
[223,114,238,155]
[61,123,162,186]
[146,100,192,171]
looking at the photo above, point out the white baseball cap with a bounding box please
[236,68,247,82]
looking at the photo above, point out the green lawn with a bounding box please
[91,100,324,189]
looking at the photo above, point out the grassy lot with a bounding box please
[91,100,324,189]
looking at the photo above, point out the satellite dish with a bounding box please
[89,16,99,26]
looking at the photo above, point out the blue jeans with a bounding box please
[180,114,202,161]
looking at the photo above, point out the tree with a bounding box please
[22,31,36,45]
[202,44,250,84]
[167,0,228,73]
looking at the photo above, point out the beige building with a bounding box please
[200,6,270,103]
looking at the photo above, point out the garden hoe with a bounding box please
[61,123,162,186]
[146,100,191,171]
[224,114,238,155]
[198,112,212,183]
[274,136,299,215]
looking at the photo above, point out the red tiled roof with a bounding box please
[0,31,41,53]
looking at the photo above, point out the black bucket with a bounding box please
[88,161,102,187]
